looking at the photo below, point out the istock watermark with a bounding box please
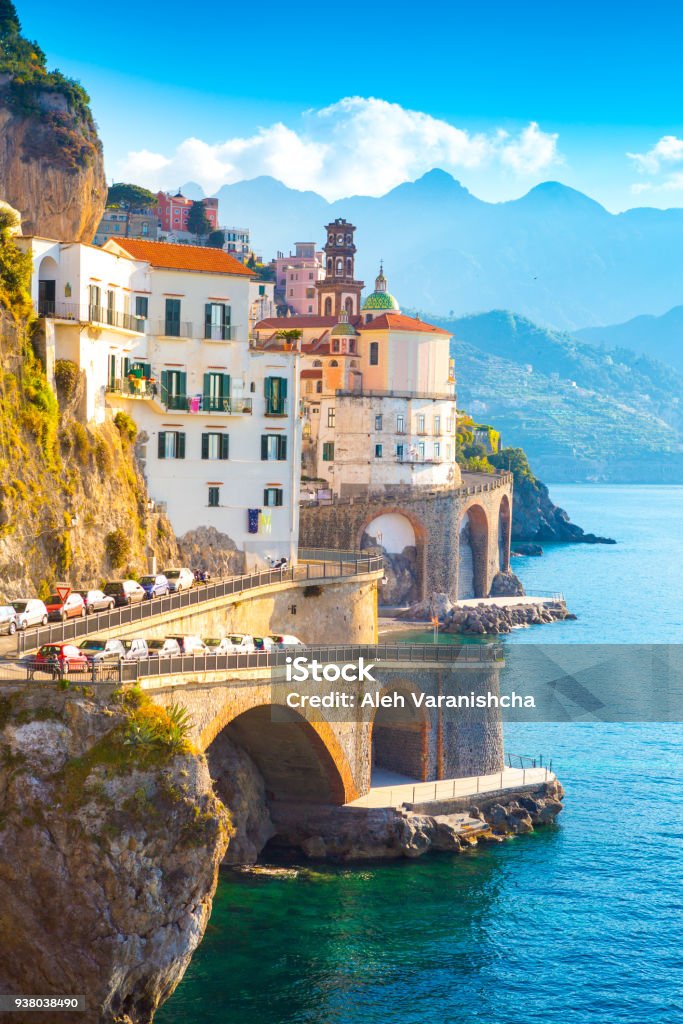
[285,655,377,683]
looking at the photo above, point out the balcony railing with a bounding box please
[106,378,156,399]
[163,393,253,414]
[155,320,194,338]
[204,325,234,341]
[38,301,144,333]
[265,399,289,417]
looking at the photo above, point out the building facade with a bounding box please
[93,208,158,246]
[273,243,325,315]
[316,220,364,317]
[156,192,219,234]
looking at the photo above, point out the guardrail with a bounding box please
[506,751,554,772]
[15,557,385,655]
[0,641,504,685]
[353,765,554,809]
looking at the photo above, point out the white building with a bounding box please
[20,235,301,569]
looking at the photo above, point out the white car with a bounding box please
[164,567,194,593]
[203,637,233,655]
[10,599,49,630]
[0,605,18,636]
[253,636,275,652]
[146,638,182,658]
[225,633,256,653]
[269,634,306,648]
[120,638,150,661]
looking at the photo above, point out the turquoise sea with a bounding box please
[158,485,683,1024]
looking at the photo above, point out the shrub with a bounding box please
[113,410,137,444]
[105,528,130,569]
[94,437,112,475]
[70,421,90,465]
[54,359,80,402]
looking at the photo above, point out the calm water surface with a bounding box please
[158,485,683,1024]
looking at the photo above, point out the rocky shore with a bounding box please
[268,780,564,861]
[442,599,575,636]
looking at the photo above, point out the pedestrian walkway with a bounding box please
[348,765,555,808]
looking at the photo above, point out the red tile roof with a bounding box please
[255,315,362,329]
[110,239,254,276]
[301,369,323,379]
[359,313,451,335]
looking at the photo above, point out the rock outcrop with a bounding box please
[489,569,525,597]
[441,600,575,635]
[512,470,615,545]
[178,525,245,579]
[207,733,275,865]
[0,686,231,1024]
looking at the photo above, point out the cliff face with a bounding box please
[0,686,231,1024]
[511,472,614,544]
[0,101,106,241]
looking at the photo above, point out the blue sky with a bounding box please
[20,0,683,210]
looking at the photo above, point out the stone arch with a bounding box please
[458,503,489,599]
[344,295,354,314]
[203,701,356,805]
[324,297,332,316]
[370,681,431,780]
[37,254,59,313]
[357,507,427,603]
[498,493,511,571]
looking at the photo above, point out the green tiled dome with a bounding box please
[361,263,400,312]
[330,320,358,336]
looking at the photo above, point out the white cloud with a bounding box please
[118,97,560,200]
[627,135,683,195]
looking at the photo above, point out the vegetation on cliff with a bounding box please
[0,206,179,598]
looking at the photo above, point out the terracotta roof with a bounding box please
[301,369,323,379]
[359,313,450,335]
[255,315,362,329]
[109,239,254,276]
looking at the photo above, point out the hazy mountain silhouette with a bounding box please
[576,306,683,373]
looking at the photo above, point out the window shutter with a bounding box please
[223,304,231,333]
[158,432,166,459]
[177,433,186,459]
[261,435,269,461]
[221,433,230,460]
[222,373,231,400]
[278,436,287,460]
[142,362,151,379]
[201,433,209,460]
[264,376,272,400]
[276,489,283,507]
[160,370,169,405]
[179,372,187,404]
[203,373,211,407]
[281,377,288,398]
[205,303,212,339]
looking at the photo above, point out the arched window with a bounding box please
[345,233,352,244]
[346,257,352,276]
[316,380,323,393]
[344,296,354,315]
[336,258,343,275]
[312,359,323,367]
[329,360,339,367]
[326,257,332,275]
[324,297,332,316]
[349,339,356,353]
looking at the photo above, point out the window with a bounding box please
[263,487,283,507]
[332,339,340,352]
[446,417,453,432]
[308,305,313,313]
[336,258,343,275]
[322,442,335,461]
[313,360,323,367]
[135,296,148,318]
[434,442,441,458]
[208,486,220,508]
[261,434,287,461]
[259,285,265,296]
[160,369,187,410]
[324,297,332,315]
[165,298,181,337]
[316,380,323,393]
[205,302,231,340]
[201,432,229,460]
[418,414,426,433]
[157,431,186,459]
[369,341,379,365]
[434,415,441,435]
[203,372,231,412]
[305,380,313,394]
[327,408,335,428]
[396,414,405,433]
[418,441,425,461]
[375,414,383,431]
[88,284,100,320]
[349,339,356,353]
[264,376,288,415]
[329,360,339,367]
[309,272,314,280]
[141,222,149,236]
[375,443,383,458]
[396,443,405,460]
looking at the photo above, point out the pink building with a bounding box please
[273,242,324,315]
[156,191,218,233]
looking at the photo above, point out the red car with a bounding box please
[31,642,89,678]
[45,592,86,622]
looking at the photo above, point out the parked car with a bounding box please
[120,638,149,661]
[103,580,146,606]
[203,637,233,654]
[139,573,170,599]
[146,638,182,658]
[253,636,275,652]
[10,599,48,630]
[46,591,86,622]
[165,634,207,655]
[269,634,306,649]
[0,605,18,635]
[164,568,194,593]
[77,589,115,614]
[78,638,126,663]
[225,633,256,653]
[30,642,89,677]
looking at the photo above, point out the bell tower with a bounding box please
[316,218,364,317]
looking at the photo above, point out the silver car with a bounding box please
[10,599,49,630]
[0,605,18,635]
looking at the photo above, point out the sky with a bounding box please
[19,0,683,211]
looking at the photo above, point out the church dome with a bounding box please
[361,263,400,312]
[330,309,358,337]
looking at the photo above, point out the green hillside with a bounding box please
[427,310,683,482]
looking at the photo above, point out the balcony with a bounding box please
[204,325,234,342]
[154,320,194,339]
[106,378,156,400]
[265,399,289,417]
[163,393,253,415]
[38,301,145,333]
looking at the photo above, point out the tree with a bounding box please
[187,200,211,238]
[107,183,157,210]
[207,229,225,249]
[0,0,20,40]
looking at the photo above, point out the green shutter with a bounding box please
[205,303,212,339]
[280,377,288,398]
[160,370,169,405]
[177,433,186,459]
[201,433,209,460]
[179,372,187,405]
[203,373,211,408]
[158,432,166,459]
[261,435,269,461]
[221,433,230,460]
[123,357,130,378]
[223,305,231,336]
[264,376,272,399]
[222,373,231,400]
[276,489,283,507]
[278,436,287,460]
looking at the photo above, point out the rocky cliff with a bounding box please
[0,3,106,241]
[0,685,231,1024]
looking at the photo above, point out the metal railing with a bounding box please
[0,641,503,686]
[154,393,253,415]
[15,557,385,654]
[506,751,554,772]
[38,302,145,333]
[265,399,289,417]
[106,378,156,399]
[335,388,456,402]
[204,325,234,341]
[353,766,553,809]
[156,320,193,338]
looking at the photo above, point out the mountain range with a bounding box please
[186,171,683,331]
[575,306,683,373]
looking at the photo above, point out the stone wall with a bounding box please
[299,472,513,601]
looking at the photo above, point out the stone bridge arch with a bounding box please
[370,681,431,781]
[458,503,489,598]
[357,508,427,603]
[201,699,358,805]
[498,493,512,571]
